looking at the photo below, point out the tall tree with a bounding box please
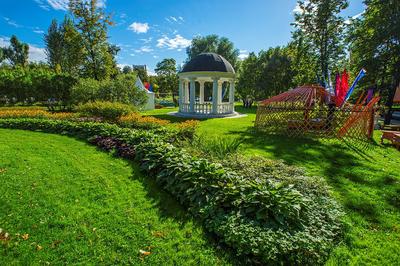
[4,35,29,67]
[155,58,178,95]
[349,0,400,124]
[44,19,64,72]
[186,35,239,69]
[293,0,348,81]
[0,48,4,63]
[236,52,260,107]
[61,17,85,76]
[69,0,118,80]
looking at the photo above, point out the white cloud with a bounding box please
[128,22,149,34]
[33,30,45,34]
[29,45,47,62]
[238,50,249,60]
[153,55,159,59]
[134,46,153,53]
[156,34,191,50]
[344,12,364,25]
[166,16,184,24]
[3,17,22,28]
[35,0,106,11]
[0,36,46,62]
[139,37,152,44]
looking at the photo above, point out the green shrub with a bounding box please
[194,136,242,158]
[77,101,135,121]
[71,74,148,108]
[0,118,343,265]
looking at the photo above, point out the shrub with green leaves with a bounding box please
[76,101,135,121]
[0,118,343,265]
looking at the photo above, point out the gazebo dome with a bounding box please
[181,53,235,73]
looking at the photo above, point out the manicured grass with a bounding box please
[143,105,400,265]
[0,129,234,265]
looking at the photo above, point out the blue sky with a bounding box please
[0,0,365,74]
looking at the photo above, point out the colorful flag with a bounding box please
[341,68,366,107]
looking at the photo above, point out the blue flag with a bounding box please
[341,68,366,107]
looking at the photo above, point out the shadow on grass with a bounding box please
[226,126,398,224]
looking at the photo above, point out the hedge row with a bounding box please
[0,118,343,265]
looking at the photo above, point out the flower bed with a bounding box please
[0,118,343,265]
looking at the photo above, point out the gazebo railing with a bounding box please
[217,102,234,114]
[194,102,212,114]
[180,102,234,115]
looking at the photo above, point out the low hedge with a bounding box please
[0,118,343,265]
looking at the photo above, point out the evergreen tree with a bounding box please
[155,58,178,94]
[44,19,64,72]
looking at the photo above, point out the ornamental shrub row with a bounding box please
[0,118,343,265]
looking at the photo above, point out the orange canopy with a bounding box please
[260,85,329,108]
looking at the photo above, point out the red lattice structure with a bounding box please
[255,85,380,141]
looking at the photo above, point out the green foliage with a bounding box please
[0,118,343,264]
[236,46,297,102]
[292,0,348,80]
[69,0,118,80]
[193,136,242,158]
[155,58,178,94]
[44,17,84,76]
[348,0,400,111]
[0,65,77,105]
[2,35,29,67]
[186,35,239,69]
[71,74,147,106]
[77,101,134,121]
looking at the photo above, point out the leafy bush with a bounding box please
[193,136,242,158]
[118,112,170,129]
[0,65,77,105]
[77,101,134,121]
[71,74,147,107]
[0,118,343,265]
[175,120,200,140]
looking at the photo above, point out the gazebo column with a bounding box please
[229,79,235,112]
[199,81,205,104]
[212,78,219,114]
[189,78,196,113]
[184,80,189,103]
[217,81,223,104]
[178,79,183,112]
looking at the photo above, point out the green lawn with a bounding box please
[143,105,400,265]
[0,129,234,265]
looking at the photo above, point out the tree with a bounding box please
[61,17,85,76]
[186,35,239,69]
[0,48,4,64]
[4,35,29,67]
[349,0,400,124]
[122,65,132,74]
[236,52,260,107]
[155,58,178,95]
[69,0,118,80]
[44,19,64,72]
[44,17,85,76]
[293,0,348,81]
[257,47,295,98]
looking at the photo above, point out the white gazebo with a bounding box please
[176,53,237,118]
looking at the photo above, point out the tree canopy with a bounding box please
[186,35,239,69]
